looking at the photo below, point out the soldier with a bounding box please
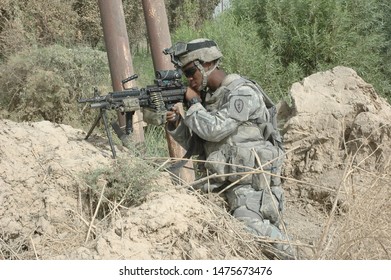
[164,38,294,259]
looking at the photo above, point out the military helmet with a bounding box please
[164,38,223,67]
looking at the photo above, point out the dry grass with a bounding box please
[312,124,391,259]
[0,208,88,260]
[149,151,305,260]
[148,133,391,260]
[318,161,391,259]
[177,192,266,260]
[1,142,389,260]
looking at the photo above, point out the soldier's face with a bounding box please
[182,62,202,91]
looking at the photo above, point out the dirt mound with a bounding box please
[280,66,391,259]
[281,66,391,202]
[0,120,265,260]
[0,120,109,259]
[1,66,390,260]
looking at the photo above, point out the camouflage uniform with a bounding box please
[165,38,294,259]
[167,73,294,258]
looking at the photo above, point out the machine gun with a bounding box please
[78,70,186,158]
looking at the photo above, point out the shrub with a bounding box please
[83,156,160,219]
[0,45,110,126]
[230,0,391,99]
[172,12,293,102]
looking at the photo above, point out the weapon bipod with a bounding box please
[84,108,117,158]
[84,77,137,158]
[84,109,134,159]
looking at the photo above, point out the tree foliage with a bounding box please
[0,0,390,126]
[167,0,220,31]
[173,13,292,100]
[0,0,220,60]
[0,0,79,59]
[0,45,110,124]
[229,0,391,98]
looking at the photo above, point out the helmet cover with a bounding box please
[164,38,222,67]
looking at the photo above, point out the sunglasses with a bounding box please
[183,65,198,78]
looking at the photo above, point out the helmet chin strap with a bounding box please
[194,60,219,92]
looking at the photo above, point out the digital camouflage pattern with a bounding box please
[168,73,295,258]
[178,38,223,67]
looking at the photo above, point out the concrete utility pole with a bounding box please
[98,0,144,144]
[142,0,172,72]
[142,0,195,183]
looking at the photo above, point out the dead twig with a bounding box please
[29,236,39,260]
[85,179,106,243]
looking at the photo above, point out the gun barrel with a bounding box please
[78,96,104,103]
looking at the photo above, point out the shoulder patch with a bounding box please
[228,95,251,121]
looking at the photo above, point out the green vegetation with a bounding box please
[83,157,159,218]
[173,0,391,101]
[0,0,390,261]
[0,45,110,126]
[0,0,390,150]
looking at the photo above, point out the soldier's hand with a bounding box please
[166,105,180,123]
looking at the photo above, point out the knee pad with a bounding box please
[232,208,283,240]
[226,185,262,215]
[227,185,283,226]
